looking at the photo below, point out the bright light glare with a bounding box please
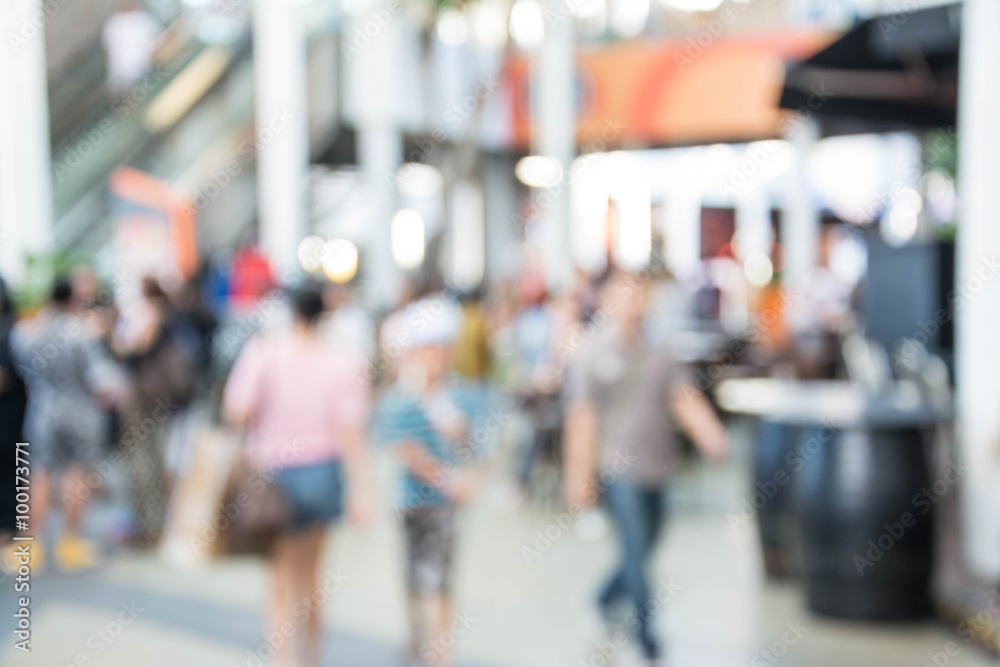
[515,155,564,188]
[297,235,327,274]
[744,253,774,287]
[607,153,650,271]
[470,1,509,49]
[923,170,957,223]
[829,232,867,285]
[610,0,650,38]
[435,9,469,46]
[450,181,486,290]
[509,0,545,50]
[882,186,922,247]
[391,209,426,270]
[322,239,359,283]
[396,163,444,199]
[807,135,885,224]
[570,154,611,275]
[658,0,722,10]
[893,186,923,217]
[883,208,919,247]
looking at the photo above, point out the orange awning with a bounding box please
[502,29,835,151]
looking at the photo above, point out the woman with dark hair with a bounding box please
[223,283,372,667]
[113,276,195,546]
[0,277,27,546]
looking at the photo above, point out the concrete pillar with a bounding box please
[956,0,1000,578]
[0,0,54,287]
[735,189,772,263]
[484,155,520,283]
[530,0,574,291]
[342,0,408,307]
[357,127,402,305]
[782,118,820,330]
[253,0,309,277]
[449,180,485,292]
[662,190,701,281]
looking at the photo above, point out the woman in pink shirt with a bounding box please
[223,284,371,667]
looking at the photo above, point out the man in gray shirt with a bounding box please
[564,270,728,665]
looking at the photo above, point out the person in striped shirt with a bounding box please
[374,297,478,667]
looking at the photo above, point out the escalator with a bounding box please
[50,5,344,267]
[49,13,257,259]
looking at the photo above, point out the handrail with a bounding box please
[51,24,252,220]
[48,14,194,148]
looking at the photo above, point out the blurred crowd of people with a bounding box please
[0,252,736,667]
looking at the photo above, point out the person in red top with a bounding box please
[229,244,274,312]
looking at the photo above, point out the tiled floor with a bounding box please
[2,425,998,667]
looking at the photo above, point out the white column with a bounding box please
[956,0,1000,579]
[484,155,520,282]
[0,0,54,286]
[254,0,309,277]
[343,0,406,307]
[571,155,609,276]
[662,190,701,281]
[357,128,402,305]
[735,189,772,263]
[782,118,820,330]
[450,180,485,291]
[530,0,574,291]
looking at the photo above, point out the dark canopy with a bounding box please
[779,3,960,131]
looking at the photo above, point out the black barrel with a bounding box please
[797,417,935,620]
[754,418,802,578]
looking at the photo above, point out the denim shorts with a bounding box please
[274,460,344,531]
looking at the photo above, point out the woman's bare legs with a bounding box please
[298,527,327,667]
[270,535,299,667]
[61,465,92,536]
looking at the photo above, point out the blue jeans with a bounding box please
[600,480,667,659]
